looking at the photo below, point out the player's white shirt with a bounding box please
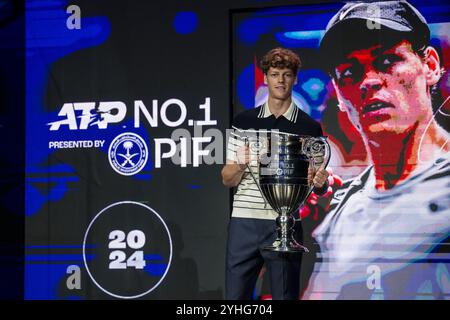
[304,153,450,300]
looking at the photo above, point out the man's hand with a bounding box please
[236,145,250,171]
[300,168,343,221]
[307,163,329,188]
[221,145,250,187]
[313,163,329,188]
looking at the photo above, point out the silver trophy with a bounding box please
[246,133,330,253]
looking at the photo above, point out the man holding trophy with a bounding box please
[221,47,330,300]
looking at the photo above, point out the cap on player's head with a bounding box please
[320,0,430,73]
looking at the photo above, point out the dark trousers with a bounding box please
[225,217,303,300]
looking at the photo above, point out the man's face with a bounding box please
[264,67,297,101]
[332,41,432,137]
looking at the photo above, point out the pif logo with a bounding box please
[108,132,148,176]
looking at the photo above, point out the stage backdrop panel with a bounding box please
[25,0,236,300]
[25,0,450,300]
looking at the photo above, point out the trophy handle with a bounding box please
[302,136,331,203]
[242,136,268,208]
[303,136,331,170]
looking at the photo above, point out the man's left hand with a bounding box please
[313,164,329,188]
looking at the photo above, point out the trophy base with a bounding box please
[264,240,309,253]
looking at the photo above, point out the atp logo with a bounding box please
[108,132,148,176]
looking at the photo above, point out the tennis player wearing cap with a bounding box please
[304,1,450,299]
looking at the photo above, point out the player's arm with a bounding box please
[221,146,249,188]
[221,163,245,188]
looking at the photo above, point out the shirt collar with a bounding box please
[259,101,298,122]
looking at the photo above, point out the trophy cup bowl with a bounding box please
[247,133,330,253]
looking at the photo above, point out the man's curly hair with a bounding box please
[260,47,301,75]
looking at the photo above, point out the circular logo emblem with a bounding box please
[250,141,262,153]
[83,201,172,299]
[276,168,283,176]
[108,132,148,176]
[249,137,267,154]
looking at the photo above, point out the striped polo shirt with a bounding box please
[226,101,324,220]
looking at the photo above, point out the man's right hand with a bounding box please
[221,145,250,188]
[236,145,250,171]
